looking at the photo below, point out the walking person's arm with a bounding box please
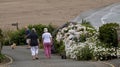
[50,37,53,45]
[42,34,44,47]
[37,39,40,48]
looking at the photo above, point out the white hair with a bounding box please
[32,28,36,32]
[44,28,48,32]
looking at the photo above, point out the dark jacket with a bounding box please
[25,29,31,38]
[29,31,39,46]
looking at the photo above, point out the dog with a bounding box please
[11,43,16,49]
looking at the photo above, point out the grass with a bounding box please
[0,54,10,64]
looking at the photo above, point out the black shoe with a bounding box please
[36,57,39,60]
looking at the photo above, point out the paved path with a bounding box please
[108,59,120,67]
[1,46,111,67]
[71,2,120,29]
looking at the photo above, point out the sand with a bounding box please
[0,0,120,30]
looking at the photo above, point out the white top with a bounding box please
[42,32,52,43]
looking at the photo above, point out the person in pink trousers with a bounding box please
[42,28,52,59]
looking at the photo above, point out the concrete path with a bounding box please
[71,2,120,29]
[1,46,112,67]
[108,59,120,67]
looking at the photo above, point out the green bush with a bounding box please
[3,39,10,46]
[93,42,116,61]
[28,24,47,42]
[79,34,86,42]
[0,29,5,62]
[99,23,119,47]
[0,29,4,54]
[53,40,65,54]
[28,24,56,41]
[0,29,3,37]
[81,19,94,28]
[7,29,26,45]
[2,30,13,45]
[3,24,56,45]
[0,54,5,63]
[77,45,94,60]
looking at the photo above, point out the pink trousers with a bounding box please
[43,43,51,58]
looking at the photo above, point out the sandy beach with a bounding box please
[0,0,120,30]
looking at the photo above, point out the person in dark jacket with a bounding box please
[25,26,31,49]
[28,28,40,60]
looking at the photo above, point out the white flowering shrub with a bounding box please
[56,22,119,60]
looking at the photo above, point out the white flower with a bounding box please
[74,32,81,38]
[68,29,75,34]
[67,34,74,40]
[68,23,74,28]
[56,22,114,60]
[56,32,62,42]
[61,27,68,33]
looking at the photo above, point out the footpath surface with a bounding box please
[107,59,120,67]
[0,46,113,67]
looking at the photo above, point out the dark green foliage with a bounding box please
[0,54,5,63]
[0,29,3,38]
[10,29,26,45]
[0,29,3,54]
[28,24,56,41]
[4,24,56,45]
[0,29,5,62]
[77,45,93,60]
[3,39,10,46]
[99,23,119,47]
[28,24,47,42]
[0,29,3,44]
[74,34,86,43]
[79,34,86,42]
[47,24,56,34]
[81,19,94,28]
[53,40,65,54]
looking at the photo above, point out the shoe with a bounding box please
[26,46,30,49]
[35,55,39,59]
[32,56,36,60]
[32,58,36,60]
[36,57,39,60]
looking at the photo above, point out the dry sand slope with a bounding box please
[0,0,120,30]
